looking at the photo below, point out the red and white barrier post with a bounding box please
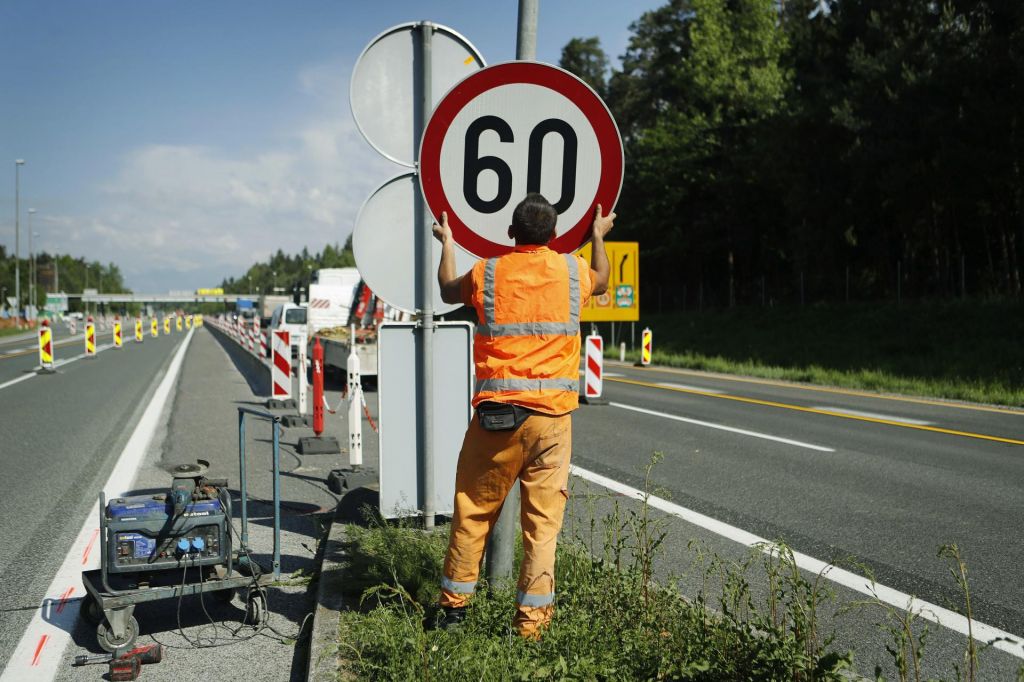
[297,334,308,414]
[314,338,326,437]
[581,332,607,405]
[347,330,363,465]
[296,337,340,455]
[268,330,293,408]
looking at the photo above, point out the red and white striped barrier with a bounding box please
[260,330,268,358]
[584,334,604,400]
[271,330,291,399]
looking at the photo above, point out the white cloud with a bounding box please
[70,59,399,291]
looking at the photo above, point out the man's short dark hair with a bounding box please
[511,193,557,245]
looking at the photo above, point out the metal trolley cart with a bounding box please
[80,408,284,652]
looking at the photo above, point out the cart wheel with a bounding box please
[213,587,236,605]
[96,615,139,653]
[245,590,267,626]
[80,594,103,625]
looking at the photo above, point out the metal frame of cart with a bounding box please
[79,407,283,652]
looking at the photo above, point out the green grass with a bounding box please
[0,326,32,339]
[330,453,1021,682]
[606,299,1024,407]
[333,462,856,681]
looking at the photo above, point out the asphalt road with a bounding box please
[3,320,1022,680]
[0,329,186,668]
[569,361,1024,678]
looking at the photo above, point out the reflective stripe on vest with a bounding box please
[477,254,581,338]
[475,377,579,394]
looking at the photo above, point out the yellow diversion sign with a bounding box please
[575,241,639,322]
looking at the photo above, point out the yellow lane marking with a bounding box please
[607,362,1024,416]
[606,376,1024,446]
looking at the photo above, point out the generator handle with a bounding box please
[237,407,282,580]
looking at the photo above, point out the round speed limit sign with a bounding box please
[419,61,623,258]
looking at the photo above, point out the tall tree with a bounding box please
[559,37,610,96]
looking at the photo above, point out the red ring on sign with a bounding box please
[420,62,623,258]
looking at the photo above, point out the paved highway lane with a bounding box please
[573,364,1024,633]
[0,322,95,385]
[0,331,187,667]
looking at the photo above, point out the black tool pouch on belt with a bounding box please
[477,401,532,431]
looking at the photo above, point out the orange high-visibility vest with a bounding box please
[464,245,593,415]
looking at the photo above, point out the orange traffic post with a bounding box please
[85,316,96,357]
[113,316,123,349]
[38,319,55,373]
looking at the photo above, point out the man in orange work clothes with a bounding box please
[432,193,615,638]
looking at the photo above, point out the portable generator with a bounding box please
[103,460,231,575]
[81,408,283,654]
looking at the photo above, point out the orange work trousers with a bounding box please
[440,411,572,637]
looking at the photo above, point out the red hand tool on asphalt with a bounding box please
[72,642,163,680]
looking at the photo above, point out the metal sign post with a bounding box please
[416,22,437,529]
[351,21,484,526]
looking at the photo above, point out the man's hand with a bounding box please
[432,211,452,243]
[434,211,463,304]
[592,204,616,241]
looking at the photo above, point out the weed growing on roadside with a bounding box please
[334,455,854,680]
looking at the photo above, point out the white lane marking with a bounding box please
[812,406,933,426]
[0,329,194,681]
[0,373,36,391]
[610,401,834,452]
[570,464,1024,660]
[656,381,724,394]
[0,343,119,392]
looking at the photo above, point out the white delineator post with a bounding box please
[297,334,308,415]
[272,330,292,400]
[619,341,626,362]
[584,333,604,399]
[347,325,363,466]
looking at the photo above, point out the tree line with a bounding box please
[559,0,1023,309]
[219,240,355,298]
[0,245,128,314]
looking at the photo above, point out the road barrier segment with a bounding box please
[38,319,55,373]
[85,317,96,357]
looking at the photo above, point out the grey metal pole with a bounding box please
[14,160,23,324]
[28,209,35,316]
[517,0,538,61]
[417,22,437,529]
[486,0,539,584]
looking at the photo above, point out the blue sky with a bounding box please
[1,1,662,292]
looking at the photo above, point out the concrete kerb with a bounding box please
[306,483,380,682]
[206,323,272,396]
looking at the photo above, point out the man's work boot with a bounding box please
[437,606,468,631]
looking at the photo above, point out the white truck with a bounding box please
[305,268,379,377]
